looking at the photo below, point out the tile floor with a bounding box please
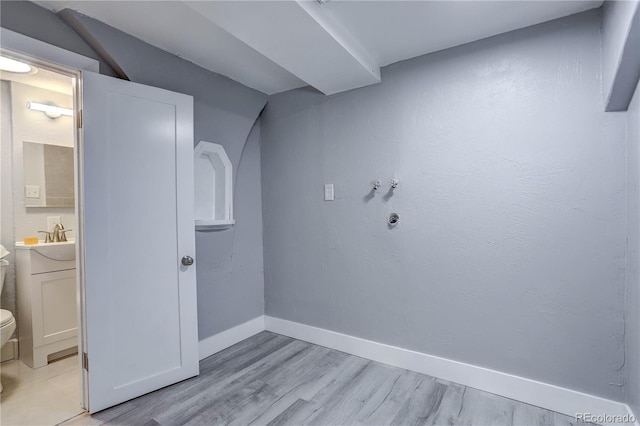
[0,354,85,426]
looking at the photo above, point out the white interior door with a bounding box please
[80,71,198,412]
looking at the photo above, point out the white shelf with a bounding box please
[195,219,235,231]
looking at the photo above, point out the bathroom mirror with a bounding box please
[23,141,74,207]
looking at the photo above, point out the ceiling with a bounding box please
[35,1,603,95]
[0,66,73,95]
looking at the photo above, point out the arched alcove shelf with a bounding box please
[194,141,234,231]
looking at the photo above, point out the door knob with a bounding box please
[181,256,194,266]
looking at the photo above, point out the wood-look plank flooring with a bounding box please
[63,332,587,426]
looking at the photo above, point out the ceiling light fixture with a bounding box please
[0,56,32,73]
[27,102,73,119]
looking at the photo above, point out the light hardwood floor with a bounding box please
[63,332,588,426]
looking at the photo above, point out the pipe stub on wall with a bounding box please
[388,213,399,226]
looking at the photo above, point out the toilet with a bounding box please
[1,252,17,394]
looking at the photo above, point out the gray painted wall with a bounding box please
[262,10,628,400]
[1,2,267,340]
[626,81,640,417]
[197,120,265,333]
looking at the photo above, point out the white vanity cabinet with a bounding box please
[15,241,77,368]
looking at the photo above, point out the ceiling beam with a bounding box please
[184,1,380,95]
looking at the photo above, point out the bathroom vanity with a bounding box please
[15,241,77,368]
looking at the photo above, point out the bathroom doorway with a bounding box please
[0,51,85,425]
[1,29,200,417]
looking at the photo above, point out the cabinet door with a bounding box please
[32,269,77,348]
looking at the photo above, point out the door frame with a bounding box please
[1,28,99,411]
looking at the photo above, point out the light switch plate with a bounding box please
[324,184,334,201]
[25,185,40,198]
[47,216,61,232]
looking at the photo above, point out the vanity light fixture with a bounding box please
[27,102,73,119]
[0,56,32,73]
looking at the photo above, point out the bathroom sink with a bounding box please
[15,240,76,261]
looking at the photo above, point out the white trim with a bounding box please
[199,316,265,361]
[0,28,99,73]
[265,316,636,423]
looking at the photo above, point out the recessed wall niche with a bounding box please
[194,141,234,231]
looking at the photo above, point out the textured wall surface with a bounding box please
[626,81,640,417]
[262,10,628,400]
[197,120,265,333]
[1,3,268,340]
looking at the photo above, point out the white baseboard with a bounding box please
[198,316,265,361]
[198,315,637,424]
[265,316,636,424]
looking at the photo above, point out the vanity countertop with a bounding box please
[15,239,76,249]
